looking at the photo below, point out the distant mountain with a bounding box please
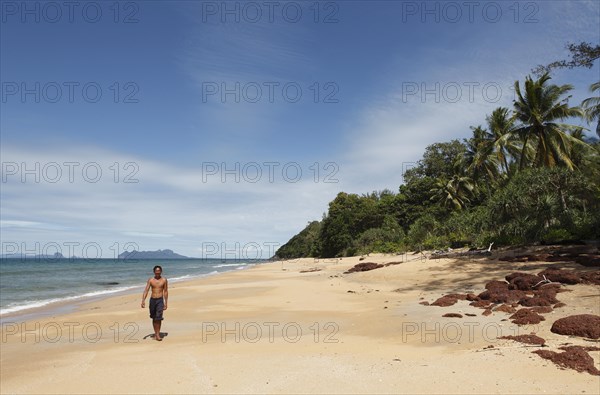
[117,249,190,260]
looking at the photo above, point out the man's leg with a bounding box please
[153,320,162,340]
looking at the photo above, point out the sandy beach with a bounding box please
[1,251,599,394]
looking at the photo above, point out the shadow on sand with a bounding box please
[143,332,169,340]
[391,256,589,294]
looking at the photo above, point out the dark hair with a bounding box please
[153,265,163,272]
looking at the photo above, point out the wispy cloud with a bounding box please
[1,143,339,258]
[178,3,315,84]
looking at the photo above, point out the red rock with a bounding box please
[580,271,600,285]
[533,287,559,304]
[509,273,543,291]
[430,293,467,307]
[530,306,553,313]
[383,261,403,267]
[510,308,545,325]
[344,262,383,274]
[506,272,531,282]
[550,314,600,339]
[466,293,479,301]
[493,304,516,314]
[538,269,581,284]
[469,300,492,308]
[431,295,459,307]
[538,283,562,292]
[533,346,600,376]
[478,288,526,304]
[500,334,545,345]
[519,296,554,307]
[518,285,560,307]
[486,280,509,290]
[445,293,468,300]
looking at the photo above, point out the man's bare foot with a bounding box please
[155,334,162,341]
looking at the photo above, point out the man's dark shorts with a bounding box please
[149,297,164,321]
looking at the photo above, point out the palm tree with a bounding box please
[582,81,600,138]
[430,175,475,210]
[512,73,586,170]
[486,107,520,176]
[461,125,499,183]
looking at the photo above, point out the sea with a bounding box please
[0,258,266,318]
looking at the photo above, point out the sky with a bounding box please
[1,0,599,259]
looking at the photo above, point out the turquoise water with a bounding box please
[0,258,265,316]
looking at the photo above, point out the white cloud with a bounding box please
[1,143,339,258]
[337,70,521,193]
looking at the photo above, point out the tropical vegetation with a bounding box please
[276,47,600,259]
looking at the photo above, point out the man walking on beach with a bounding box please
[141,265,168,341]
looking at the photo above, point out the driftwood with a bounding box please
[431,242,494,259]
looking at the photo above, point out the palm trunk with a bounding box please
[519,135,530,171]
[559,188,567,211]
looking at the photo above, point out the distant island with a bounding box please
[118,249,190,260]
[0,252,65,259]
[1,249,191,260]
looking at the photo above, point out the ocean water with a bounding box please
[0,258,265,316]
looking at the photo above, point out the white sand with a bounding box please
[1,252,599,394]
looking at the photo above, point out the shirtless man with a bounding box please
[141,265,168,341]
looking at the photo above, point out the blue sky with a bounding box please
[1,0,599,258]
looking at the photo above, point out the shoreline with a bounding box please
[1,251,599,394]
[0,261,265,323]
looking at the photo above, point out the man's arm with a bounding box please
[163,279,168,310]
[141,279,151,308]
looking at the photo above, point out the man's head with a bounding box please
[153,265,163,277]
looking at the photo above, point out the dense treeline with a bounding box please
[276,71,600,259]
